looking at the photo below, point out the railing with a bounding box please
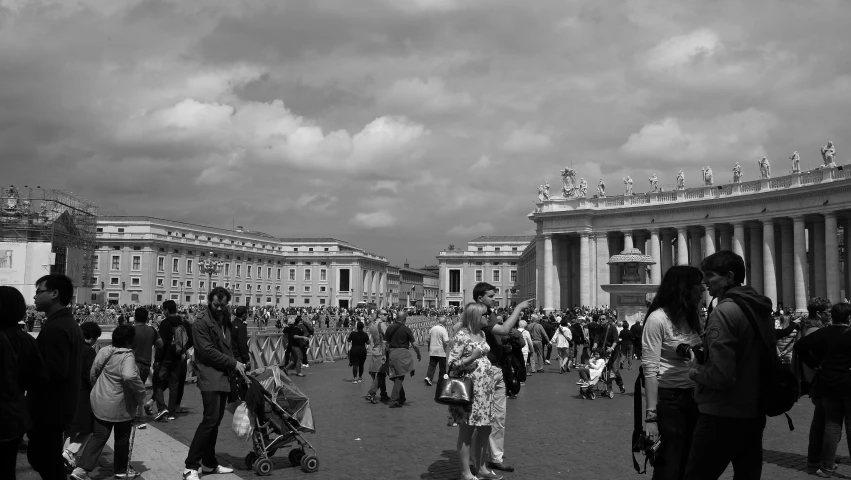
[685,189,704,200]
[801,171,824,184]
[769,176,793,189]
[657,191,677,202]
[739,180,761,194]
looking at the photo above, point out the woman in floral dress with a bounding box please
[448,302,500,480]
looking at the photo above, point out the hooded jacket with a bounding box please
[689,285,774,418]
[89,346,146,423]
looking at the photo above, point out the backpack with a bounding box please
[172,323,188,356]
[730,297,797,430]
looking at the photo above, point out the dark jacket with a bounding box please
[1,328,46,441]
[69,344,97,435]
[690,285,774,418]
[795,324,851,397]
[157,314,192,364]
[28,307,84,428]
[231,317,251,365]
[569,323,585,344]
[192,307,237,392]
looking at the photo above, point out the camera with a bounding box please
[632,431,662,466]
[676,343,705,364]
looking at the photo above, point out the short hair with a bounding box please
[472,282,496,302]
[560,318,568,327]
[396,310,407,322]
[700,250,746,284]
[207,286,231,303]
[80,322,102,341]
[162,300,177,314]
[0,286,27,328]
[518,320,527,329]
[831,303,851,324]
[35,274,74,306]
[807,296,832,315]
[460,302,488,331]
[235,306,247,318]
[356,321,364,331]
[112,324,135,348]
[134,307,149,323]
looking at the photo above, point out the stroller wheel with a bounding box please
[289,448,305,465]
[589,391,596,400]
[300,454,320,473]
[608,390,614,399]
[254,458,273,476]
[245,452,258,469]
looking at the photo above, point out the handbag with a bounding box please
[434,374,473,406]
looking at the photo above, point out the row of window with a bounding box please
[476,247,519,252]
[97,228,332,253]
[101,255,330,281]
[94,276,331,293]
[474,270,518,283]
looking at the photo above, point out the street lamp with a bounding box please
[199,251,224,294]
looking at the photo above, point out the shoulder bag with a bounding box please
[434,373,473,406]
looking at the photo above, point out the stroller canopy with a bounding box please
[253,366,315,432]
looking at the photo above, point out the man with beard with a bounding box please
[182,287,246,480]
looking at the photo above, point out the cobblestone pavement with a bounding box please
[16,358,851,479]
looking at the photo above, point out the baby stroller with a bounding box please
[238,366,319,475]
[579,368,615,399]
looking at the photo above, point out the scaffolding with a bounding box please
[0,185,99,285]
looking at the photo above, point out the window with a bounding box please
[303,285,311,293]
[235,296,241,303]
[449,269,461,293]
[320,298,326,305]
[186,259,193,274]
[308,248,314,252]
[320,286,326,292]
[186,280,192,288]
[172,279,178,288]
[288,285,295,293]
[267,267,272,279]
[277,268,281,280]
[267,285,271,291]
[131,277,141,286]
[132,255,141,271]
[118,228,125,233]
[93,254,99,270]
[303,299,309,304]
[289,269,296,281]
[113,246,120,250]
[255,284,261,291]
[224,264,230,276]
[266,297,272,303]
[213,282,218,288]
[111,255,120,270]
[171,294,179,300]
[200,280,205,290]
[304,269,311,281]
[512,247,518,252]
[477,247,483,251]
[157,278,164,287]
[510,270,517,282]
[172,258,179,273]
[495,247,501,252]
[91,276,98,286]
[320,269,327,281]
[157,257,164,272]
[289,298,294,304]
[247,266,252,278]
[475,270,483,282]
[96,227,103,233]
[293,248,298,252]
[324,248,329,252]
[224,282,229,289]
[493,270,500,282]
[133,246,141,251]
[247,284,252,290]
[236,264,241,277]
[186,295,191,303]
[235,283,241,290]
[156,294,163,302]
[110,277,119,286]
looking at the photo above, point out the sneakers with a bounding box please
[815,468,834,478]
[136,423,147,430]
[544,360,551,365]
[486,461,515,472]
[620,386,626,394]
[167,415,176,421]
[70,467,90,480]
[114,467,141,478]
[201,465,234,475]
[389,402,402,408]
[352,379,358,384]
[357,378,363,383]
[143,403,153,416]
[295,373,305,377]
[302,363,309,368]
[424,377,433,386]
[154,409,169,421]
[183,469,200,480]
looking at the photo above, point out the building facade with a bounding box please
[92,216,388,308]
[520,167,851,313]
[386,265,400,306]
[437,236,532,307]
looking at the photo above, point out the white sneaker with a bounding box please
[182,469,200,480]
[544,360,551,365]
[201,465,234,475]
[302,364,309,368]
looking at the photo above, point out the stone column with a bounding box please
[704,225,717,258]
[536,235,545,303]
[676,227,689,265]
[563,237,572,308]
[719,225,733,251]
[579,233,591,307]
[846,222,851,303]
[650,228,661,284]
[732,222,746,259]
[623,231,634,250]
[825,212,840,303]
[661,231,674,276]
[793,216,809,312]
[635,232,647,283]
[781,220,795,308]
[813,218,827,298]
[762,219,778,308]
[543,234,554,312]
[689,228,702,267]
[590,233,597,306]
[748,223,764,292]
[572,239,580,307]
[596,234,610,307]
[552,236,561,310]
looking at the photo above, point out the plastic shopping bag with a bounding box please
[231,401,254,441]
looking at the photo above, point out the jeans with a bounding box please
[808,396,827,464]
[389,376,406,404]
[176,358,188,407]
[652,388,698,480]
[683,413,766,480]
[0,435,22,480]
[76,418,131,473]
[154,360,182,413]
[185,391,228,470]
[820,395,851,468]
[368,372,387,398]
[27,424,65,480]
[605,346,624,391]
[288,347,303,374]
[545,343,553,361]
[620,343,634,368]
[487,370,507,464]
[426,356,447,381]
[532,341,544,371]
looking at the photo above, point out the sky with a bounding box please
[2,0,850,267]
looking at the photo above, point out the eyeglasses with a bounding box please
[34,289,53,296]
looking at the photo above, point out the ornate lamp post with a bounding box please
[199,252,224,294]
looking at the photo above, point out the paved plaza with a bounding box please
[14,357,850,480]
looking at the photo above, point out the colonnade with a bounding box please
[537,211,846,313]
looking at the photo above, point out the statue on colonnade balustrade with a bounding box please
[758,157,771,179]
[648,174,659,193]
[597,179,606,197]
[701,166,714,186]
[790,151,801,173]
[821,141,837,168]
[733,162,743,183]
[623,176,634,196]
[676,170,685,190]
[561,167,578,198]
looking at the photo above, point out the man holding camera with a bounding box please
[683,251,775,480]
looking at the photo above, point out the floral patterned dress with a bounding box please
[447,328,497,426]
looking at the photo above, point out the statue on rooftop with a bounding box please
[542,183,550,200]
[821,141,837,168]
[790,151,801,173]
[578,178,588,197]
[733,162,743,183]
[676,170,685,190]
[758,157,771,179]
[623,176,634,196]
[561,167,578,198]
[537,185,545,202]
[701,166,714,186]
[597,179,606,197]
[3,186,21,215]
[648,174,659,193]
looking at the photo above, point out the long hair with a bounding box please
[459,302,488,334]
[644,265,703,333]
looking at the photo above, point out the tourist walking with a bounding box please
[424,316,450,385]
[0,286,46,480]
[619,320,633,369]
[527,314,547,373]
[62,322,102,470]
[152,300,190,421]
[346,322,369,383]
[231,306,250,366]
[384,311,421,408]
[28,274,85,480]
[283,316,309,377]
[131,307,161,428]
[183,287,246,480]
[550,318,572,373]
[641,266,703,480]
[70,325,147,480]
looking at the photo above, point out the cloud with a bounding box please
[502,127,552,153]
[447,222,495,237]
[376,77,474,114]
[351,211,397,228]
[469,155,493,170]
[370,180,400,194]
[641,29,721,72]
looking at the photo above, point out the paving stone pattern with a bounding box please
[16,359,851,479]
